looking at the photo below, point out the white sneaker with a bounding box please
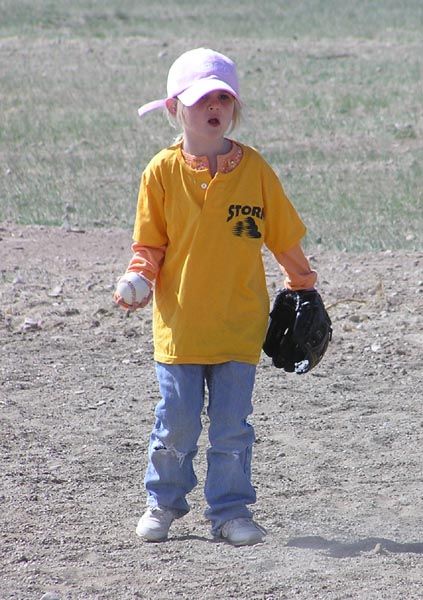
[220,518,266,546]
[136,507,177,542]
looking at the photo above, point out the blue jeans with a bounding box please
[144,362,257,534]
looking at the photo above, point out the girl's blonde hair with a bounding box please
[168,97,242,142]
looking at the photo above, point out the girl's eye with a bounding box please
[197,92,234,105]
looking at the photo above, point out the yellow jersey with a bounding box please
[133,142,306,365]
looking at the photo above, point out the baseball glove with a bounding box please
[263,289,332,374]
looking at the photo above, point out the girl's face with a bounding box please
[177,90,236,144]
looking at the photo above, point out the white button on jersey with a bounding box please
[200,183,208,189]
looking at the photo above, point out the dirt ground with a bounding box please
[1,223,422,600]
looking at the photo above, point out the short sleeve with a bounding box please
[262,161,307,254]
[133,162,168,247]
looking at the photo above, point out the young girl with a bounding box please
[114,48,317,546]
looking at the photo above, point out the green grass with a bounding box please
[0,0,422,251]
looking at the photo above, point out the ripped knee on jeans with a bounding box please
[152,442,187,467]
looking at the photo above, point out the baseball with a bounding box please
[116,272,151,306]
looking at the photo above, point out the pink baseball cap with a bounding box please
[138,48,240,118]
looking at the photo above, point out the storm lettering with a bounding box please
[227,204,264,222]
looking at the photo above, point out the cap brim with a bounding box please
[137,98,167,118]
[177,78,240,107]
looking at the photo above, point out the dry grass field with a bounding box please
[1,0,422,250]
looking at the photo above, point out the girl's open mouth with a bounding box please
[208,118,220,126]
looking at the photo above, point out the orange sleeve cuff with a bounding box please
[274,244,317,290]
[126,243,167,283]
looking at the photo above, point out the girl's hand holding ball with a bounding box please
[114,272,152,310]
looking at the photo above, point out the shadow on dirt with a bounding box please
[287,536,423,558]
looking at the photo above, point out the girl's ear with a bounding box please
[166,98,178,116]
